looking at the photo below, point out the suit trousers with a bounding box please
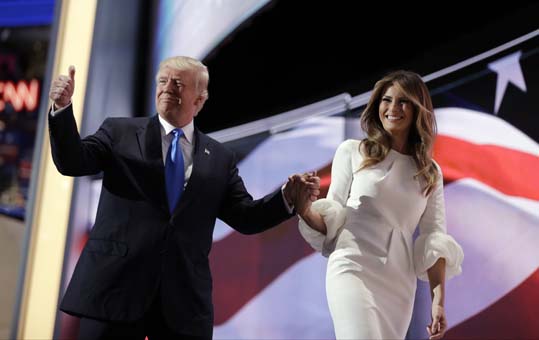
[77,290,210,340]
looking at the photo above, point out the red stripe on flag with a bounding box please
[434,135,539,200]
[210,217,313,325]
[447,268,539,339]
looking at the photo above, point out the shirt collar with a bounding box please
[157,114,194,144]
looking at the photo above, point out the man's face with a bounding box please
[155,65,201,126]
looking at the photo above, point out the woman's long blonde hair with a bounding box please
[359,70,439,195]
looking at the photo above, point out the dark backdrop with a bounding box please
[194,0,539,132]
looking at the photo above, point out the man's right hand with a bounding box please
[287,172,320,216]
[49,65,75,109]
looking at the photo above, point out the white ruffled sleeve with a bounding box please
[298,140,355,257]
[414,162,464,281]
[298,199,347,257]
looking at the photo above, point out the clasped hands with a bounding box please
[283,172,321,216]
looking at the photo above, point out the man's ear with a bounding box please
[193,94,207,116]
[195,92,208,107]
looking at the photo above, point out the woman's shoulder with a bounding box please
[335,139,365,163]
[337,139,362,152]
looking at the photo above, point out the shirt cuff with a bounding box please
[281,184,294,214]
[50,102,72,117]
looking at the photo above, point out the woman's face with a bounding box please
[378,84,415,140]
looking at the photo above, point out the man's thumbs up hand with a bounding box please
[49,65,76,109]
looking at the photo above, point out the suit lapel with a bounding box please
[172,127,211,217]
[136,115,162,164]
[136,115,168,213]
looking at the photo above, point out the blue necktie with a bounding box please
[165,128,185,213]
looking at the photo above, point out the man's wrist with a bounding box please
[280,184,295,214]
[50,101,71,117]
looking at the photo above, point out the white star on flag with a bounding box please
[488,51,527,114]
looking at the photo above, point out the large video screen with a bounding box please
[0,23,51,219]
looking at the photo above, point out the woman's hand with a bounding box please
[427,304,447,340]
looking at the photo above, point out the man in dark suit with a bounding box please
[48,56,319,340]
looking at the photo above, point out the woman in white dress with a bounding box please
[294,71,464,340]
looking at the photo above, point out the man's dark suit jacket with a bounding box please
[49,106,293,338]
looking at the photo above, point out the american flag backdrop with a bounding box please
[210,38,539,339]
